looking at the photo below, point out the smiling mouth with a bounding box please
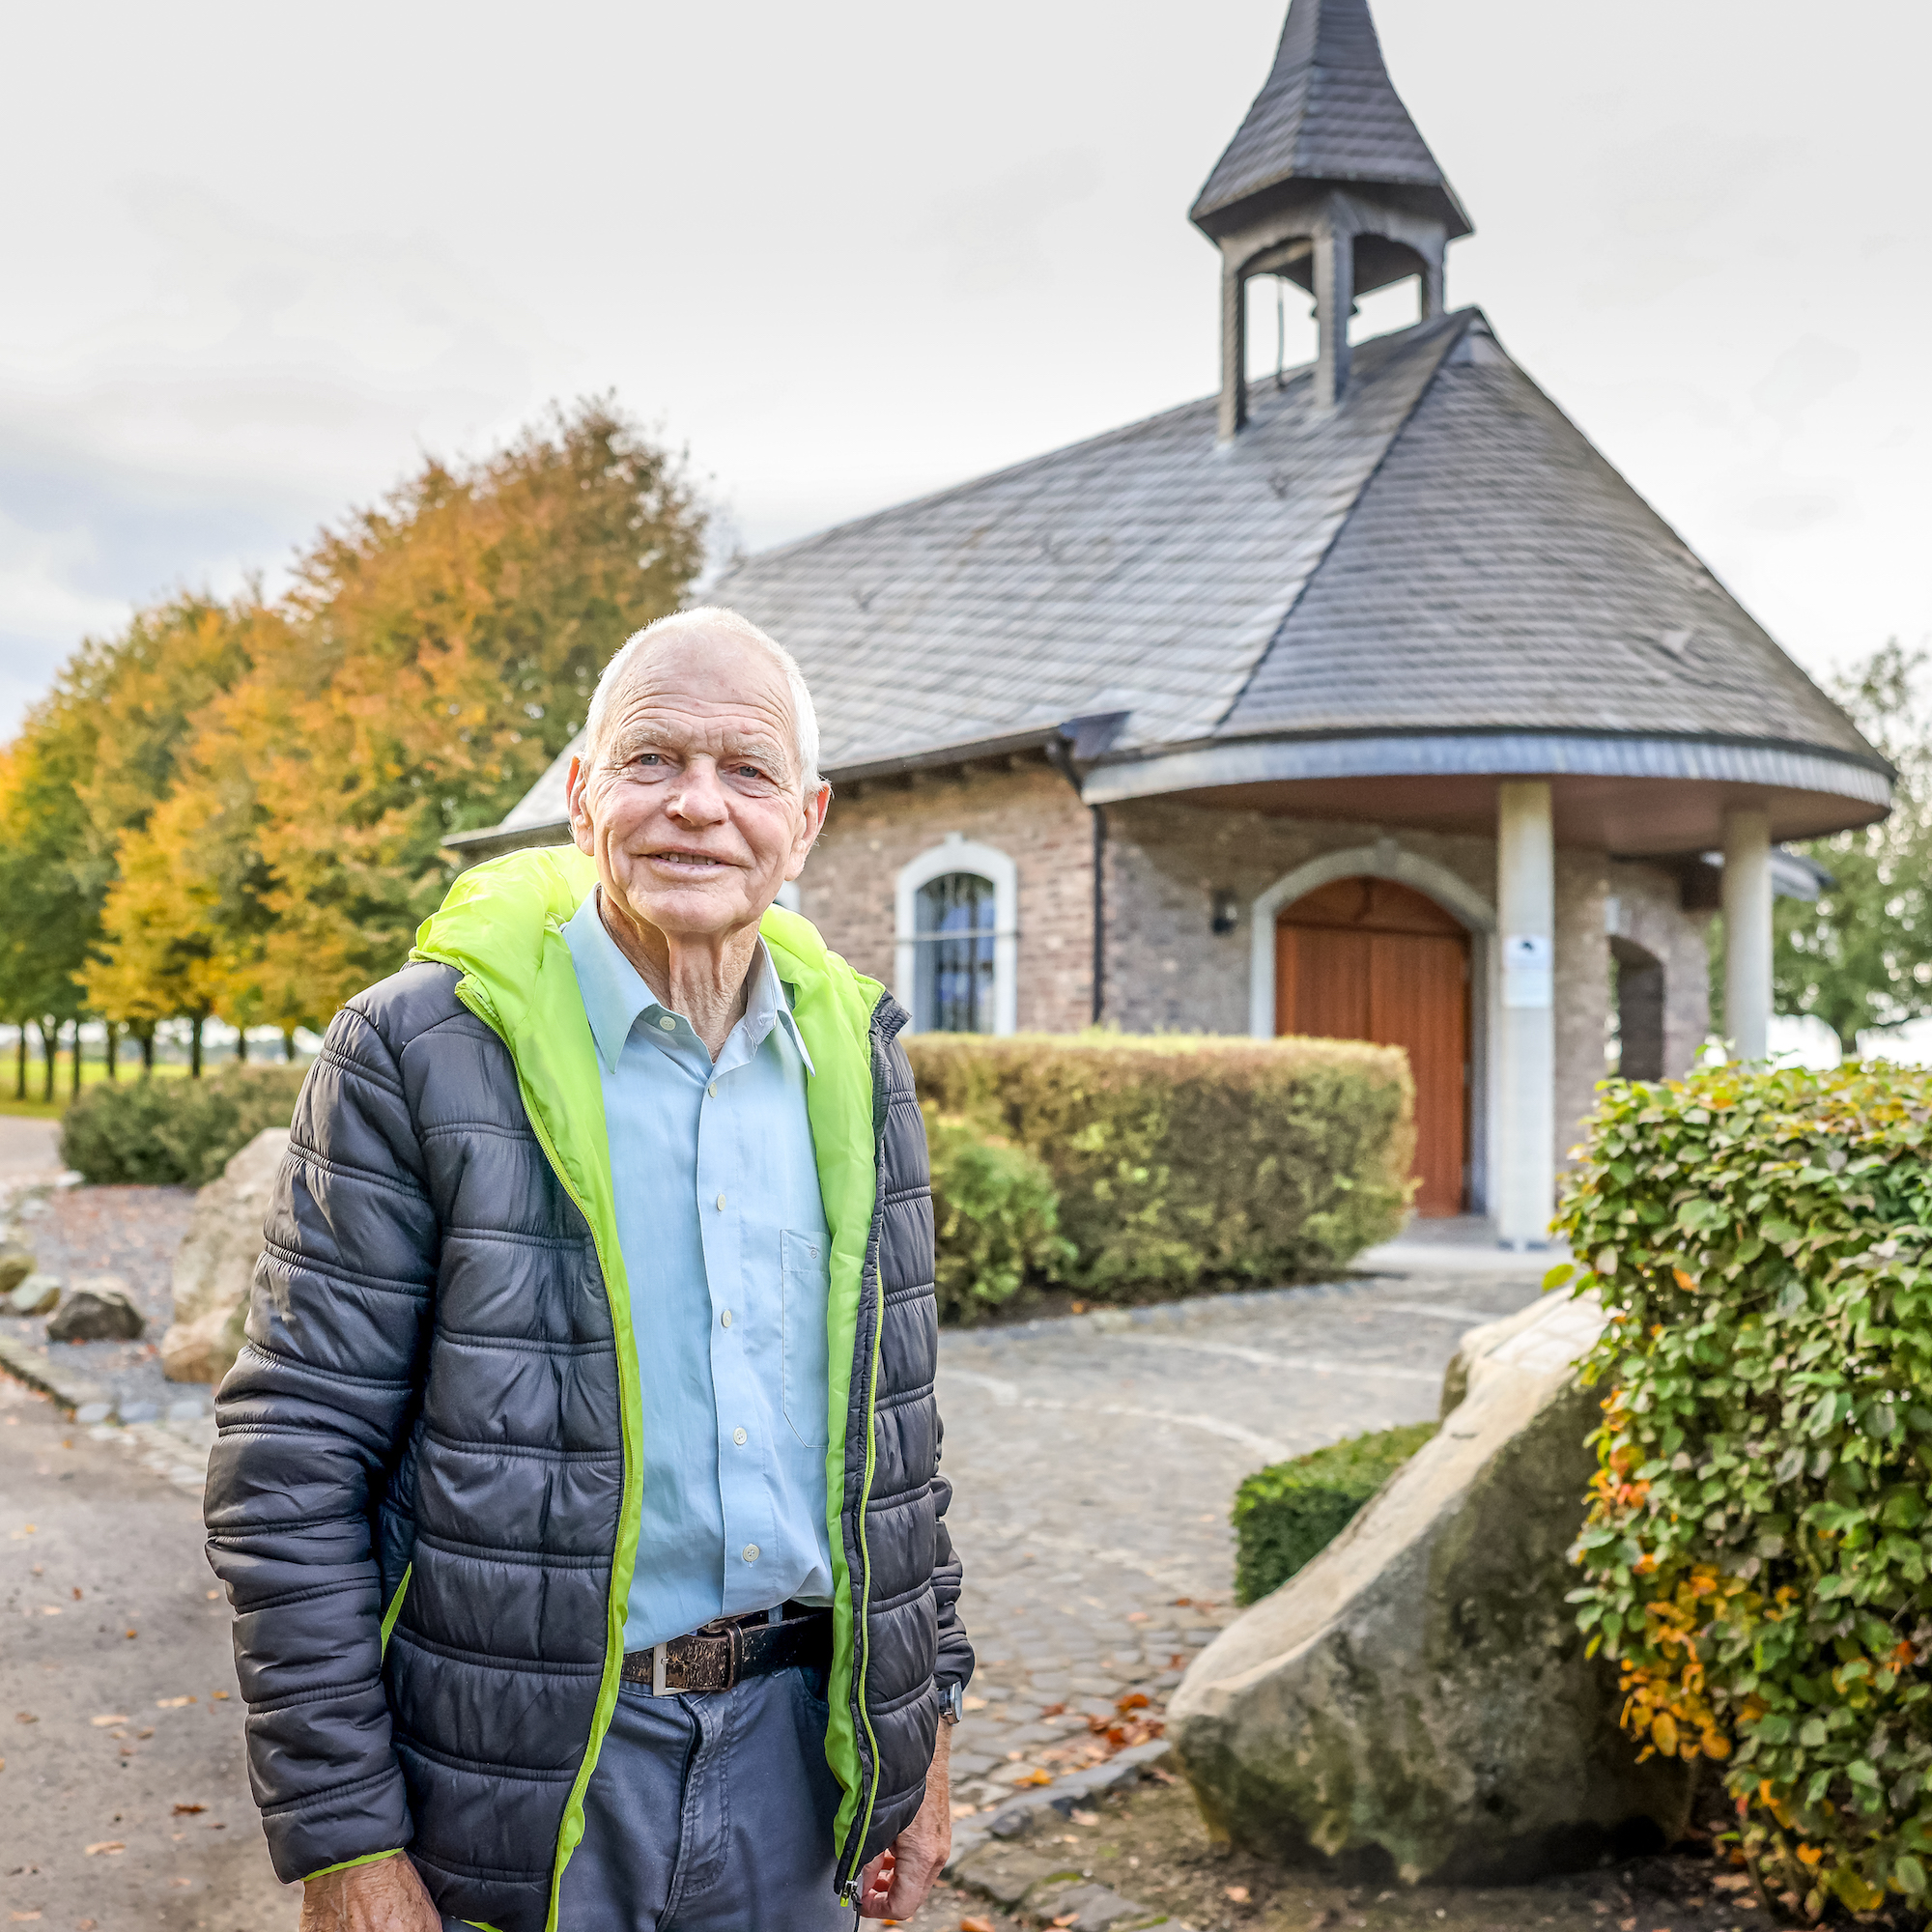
[647,850,733,873]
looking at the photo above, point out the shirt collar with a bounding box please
[563,890,813,1077]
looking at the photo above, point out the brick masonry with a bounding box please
[801,770,1712,1201]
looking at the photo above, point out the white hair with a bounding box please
[582,606,821,792]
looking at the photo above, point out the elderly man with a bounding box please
[205,609,969,1931]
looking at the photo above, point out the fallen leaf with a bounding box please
[1227,1886,1252,1902]
[960,1918,995,1932]
[1038,1702,1066,1718]
[1070,1808,1100,1826]
[14,1712,37,1724]
[83,1841,126,1856]
[136,1727,154,1740]
[11,1913,43,1921]
[211,1690,229,1701]
[123,1629,136,1639]
[172,1802,206,1815]
[206,1589,221,1601]
[70,1587,81,1601]
[1016,1769,1053,1786]
[38,1605,61,1616]
[77,1921,97,1930]
[1126,1610,1150,1623]
[169,1879,192,1889]
[155,1696,195,1709]
[1053,1917,1080,1929]
[89,1715,128,1728]
[1116,1691,1151,1713]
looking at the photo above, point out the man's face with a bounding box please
[566,632,828,948]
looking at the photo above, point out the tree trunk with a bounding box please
[236,1025,248,1065]
[282,1028,298,1064]
[14,1027,24,1101]
[139,1028,155,1075]
[70,1020,82,1098]
[37,1019,56,1104]
[106,1022,118,1080]
[190,1016,204,1079]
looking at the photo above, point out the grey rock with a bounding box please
[119,1400,160,1424]
[161,1127,287,1383]
[0,1241,35,1294]
[7,1272,62,1316]
[951,1842,1079,1906]
[73,1402,113,1425]
[1167,1293,1690,1885]
[1027,1882,1162,1929]
[165,1398,205,1423]
[46,1278,144,1343]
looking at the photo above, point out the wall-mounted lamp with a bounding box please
[1210,890,1240,936]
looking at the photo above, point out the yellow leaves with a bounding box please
[1797,1844,1824,1867]
[1673,1268,1699,1292]
[1651,1712,1680,1756]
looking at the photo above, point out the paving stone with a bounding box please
[952,1841,1081,1906]
[1027,1881,1163,1929]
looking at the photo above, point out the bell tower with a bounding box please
[1191,0,1472,433]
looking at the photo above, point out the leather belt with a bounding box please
[620,1606,832,1696]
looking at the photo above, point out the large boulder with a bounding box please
[1167,1291,1690,1886]
[161,1128,287,1384]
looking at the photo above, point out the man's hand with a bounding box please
[857,1724,952,1919]
[299,1853,440,1932]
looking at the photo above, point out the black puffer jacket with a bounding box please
[204,858,970,1932]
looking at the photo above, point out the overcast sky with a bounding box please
[2,0,1926,740]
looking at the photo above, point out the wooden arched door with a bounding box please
[1276,877,1469,1217]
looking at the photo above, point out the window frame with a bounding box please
[895,833,1019,1036]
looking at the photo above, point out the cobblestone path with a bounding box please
[936,1269,1545,1814]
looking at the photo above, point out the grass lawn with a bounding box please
[0,1056,193,1120]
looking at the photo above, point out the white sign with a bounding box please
[1502,932,1553,1009]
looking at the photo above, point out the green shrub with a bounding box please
[1559,1061,1932,1916]
[925,1110,1074,1323]
[60,1064,307,1185]
[1232,1422,1437,1605]
[907,1034,1412,1299]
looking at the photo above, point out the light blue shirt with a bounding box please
[563,891,835,1653]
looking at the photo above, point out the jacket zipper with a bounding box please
[837,1007,899,1896]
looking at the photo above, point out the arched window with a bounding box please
[895,834,1019,1035]
[915,873,997,1033]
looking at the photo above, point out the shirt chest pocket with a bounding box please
[781,1229,831,1450]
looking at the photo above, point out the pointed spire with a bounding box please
[1191,0,1471,240]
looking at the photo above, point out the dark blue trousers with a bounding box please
[547,1664,850,1931]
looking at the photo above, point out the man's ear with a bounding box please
[786,781,831,879]
[566,756,595,856]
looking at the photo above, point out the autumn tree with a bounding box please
[239,396,703,1013]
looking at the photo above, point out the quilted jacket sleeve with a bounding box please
[931,1467,973,1695]
[203,998,438,1883]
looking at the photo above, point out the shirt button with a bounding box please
[733,1427,748,1446]
[707,1081,718,1098]
[721,1309,732,1328]
[742,1544,759,1564]
[715,1192,726,1211]
[658,1014,676,1032]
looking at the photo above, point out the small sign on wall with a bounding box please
[1502,932,1553,1009]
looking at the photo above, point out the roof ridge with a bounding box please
[1209,309,1479,733]
[714,312,1477,586]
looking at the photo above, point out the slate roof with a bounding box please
[1189,0,1471,237]
[488,306,1877,840]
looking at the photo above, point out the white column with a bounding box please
[1722,807,1773,1062]
[1495,781,1555,1248]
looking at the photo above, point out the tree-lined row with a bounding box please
[0,402,704,1099]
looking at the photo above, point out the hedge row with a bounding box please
[60,1065,309,1185]
[1560,1061,1932,1917]
[908,1033,1413,1301]
[1232,1422,1438,1606]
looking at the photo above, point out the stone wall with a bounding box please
[801,772,1713,1207]
[799,760,1094,1035]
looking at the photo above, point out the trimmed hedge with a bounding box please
[906,1033,1413,1297]
[925,1111,1075,1324]
[60,1065,307,1185]
[1232,1422,1438,1605]
[1560,1061,1932,1917]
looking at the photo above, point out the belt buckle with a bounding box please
[651,1641,668,1697]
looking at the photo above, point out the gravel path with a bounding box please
[2,1183,203,1421]
[936,1267,1543,1815]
